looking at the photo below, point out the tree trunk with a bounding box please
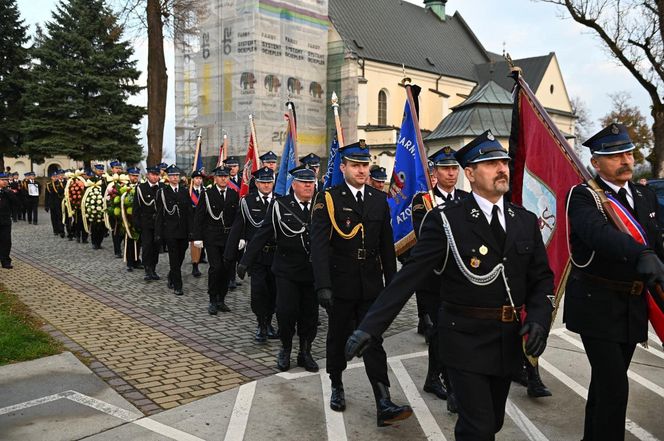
[0,156,5,172]
[653,103,664,177]
[84,159,91,170]
[146,0,167,167]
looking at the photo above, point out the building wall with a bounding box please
[3,156,83,177]
[359,60,476,133]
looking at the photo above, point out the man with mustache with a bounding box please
[564,123,664,441]
[346,130,554,440]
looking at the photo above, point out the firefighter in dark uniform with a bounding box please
[155,165,192,296]
[133,166,162,281]
[300,153,323,193]
[44,170,66,237]
[368,165,388,192]
[109,160,125,258]
[189,169,205,278]
[311,141,413,427]
[9,172,21,222]
[346,130,554,440]
[23,172,40,224]
[226,158,242,190]
[238,165,318,372]
[192,166,239,314]
[226,167,279,342]
[0,172,16,268]
[248,151,279,194]
[564,123,664,441]
[124,168,143,272]
[410,146,469,412]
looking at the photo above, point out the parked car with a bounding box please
[646,179,664,234]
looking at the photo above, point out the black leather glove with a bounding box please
[519,322,547,357]
[636,249,664,291]
[237,263,247,280]
[44,207,49,213]
[344,329,372,361]
[317,288,333,309]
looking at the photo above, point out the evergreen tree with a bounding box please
[22,0,145,166]
[0,0,29,169]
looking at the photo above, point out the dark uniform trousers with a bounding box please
[249,256,277,317]
[241,194,316,349]
[155,185,192,291]
[225,193,278,319]
[133,183,160,274]
[111,217,124,255]
[0,188,15,266]
[311,185,397,387]
[26,195,39,223]
[193,186,239,304]
[564,180,663,441]
[45,182,65,235]
[358,196,553,441]
[125,236,141,267]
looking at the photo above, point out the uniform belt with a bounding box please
[442,301,525,323]
[223,227,231,233]
[571,269,643,296]
[334,248,378,260]
[262,245,276,252]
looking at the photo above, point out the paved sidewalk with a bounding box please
[2,211,419,414]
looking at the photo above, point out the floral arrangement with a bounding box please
[120,184,139,240]
[82,180,106,232]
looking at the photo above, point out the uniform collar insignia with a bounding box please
[341,190,347,196]
[635,188,642,197]
[507,207,515,217]
[470,208,480,218]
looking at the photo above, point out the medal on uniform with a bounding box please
[345,218,351,227]
[479,245,488,255]
[470,257,480,268]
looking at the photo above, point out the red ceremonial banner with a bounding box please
[240,132,259,198]
[511,87,583,295]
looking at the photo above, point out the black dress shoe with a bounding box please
[277,347,291,371]
[527,364,552,398]
[330,385,346,412]
[217,302,231,312]
[2,264,13,269]
[208,303,218,315]
[267,322,279,339]
[254,321,267,344]
[144,273,152,281]
[126,266,133,272]
[296,341,319,372]
[69,236,74,241]
[114,253,122,258]
[423,373,448,400]
[228,280,237,290]
[191,263,201,278]
[373,383,413,427]
[133,263,144,269]
[174,288,184,296]
[151,273,160,281]
[60,232,65,238]
[167,281,174,289]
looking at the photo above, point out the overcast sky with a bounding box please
[16,0,653,162]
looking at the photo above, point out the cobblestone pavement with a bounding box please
[3,210,419,414]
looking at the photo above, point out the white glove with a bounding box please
[193,241,204,248]
[238,239,246,250]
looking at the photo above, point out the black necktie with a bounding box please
[445,193,453,203]
[220,190,225,203]
[356,190,364,211]
[490,205,506,249]
[262,195,269,206]
[301,201,310,217]
[617,187,632,211]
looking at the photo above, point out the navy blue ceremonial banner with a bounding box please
[388,98,429,254]
[275,121,297,195]
[322,136,343,190]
